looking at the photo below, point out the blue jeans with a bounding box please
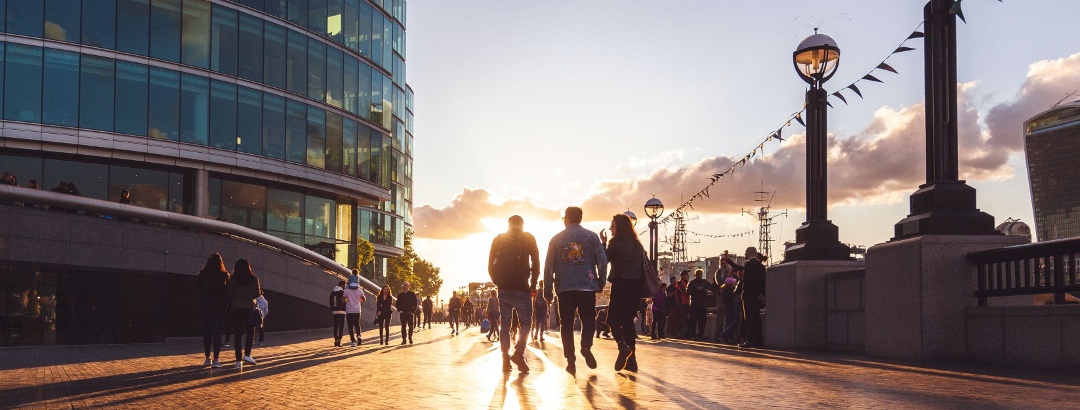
[498,290,533,357]
[721,307,740,341]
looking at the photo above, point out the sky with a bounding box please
[402,0,1080,301]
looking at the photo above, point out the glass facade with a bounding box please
[0,0,412,292]
[1025,104,1080,241]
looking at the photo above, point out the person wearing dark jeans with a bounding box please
[724,247,767,347]
[196,253,230,368]
[543,207,607,373]
[225,259,262,369]
[396,282,419,344]
[556,291,597,369]
[422,296,434,329]
[376,285,394,345]
[330,280,347,346]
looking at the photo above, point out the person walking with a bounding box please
[675,270,691,338]
[600,213,645,372]
[462,296,474,329]
[650,278,667,340]
[330,280,347,346]
[531,282,549,342]
[375,285,394,345]
[447,292,462,335]
[723,247,767,348]
[422,296,434,329]
[543,206,608,373]
[486,289,500,342]
[344,270,367,347]
[396,282,419,345]
[225,259,262,369]
[488,214,541,372]
[196,253,230,368]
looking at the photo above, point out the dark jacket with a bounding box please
[448,297,461,314]
[687,278,711,308]
[488,230,541,292]
[396,291,418,314]
[196,268,230,312]
[604,238,645,282]
[422,298,433,314]
[726,257,766,299]
[226,275,262,312]
[376,294,394,317]
[329,286,346,313]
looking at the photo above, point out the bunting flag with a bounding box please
[688,229,756,239]
[650,1,1001,231]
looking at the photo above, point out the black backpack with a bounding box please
[491,233,526,284]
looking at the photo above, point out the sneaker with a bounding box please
[203,357,212,366]
[614,345,633,371]
[509,353,529,372]
[502,357,512,372]
[565,362,576,373]
[625,356,638,372]
[401,340,407,345]
[211,360,222,368]
[242,356,257,365]
[233,361,243,369]
[351,341,357,347]
[409,339,413,344]
[581,348,597,369]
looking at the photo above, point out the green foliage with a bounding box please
[413,258,443,298]
[356,238,375,271]
[384,229,444,297]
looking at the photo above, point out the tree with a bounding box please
[385,229,417,293]
[414,258,443,298]
[356,237,374,271]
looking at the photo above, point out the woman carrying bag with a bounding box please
[375,285,394,345]
[225,259,262,369]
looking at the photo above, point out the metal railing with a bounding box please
[967,237,1080,306]
[0,185,380,295]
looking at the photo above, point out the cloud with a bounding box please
[414,54,1080,239]
[413,188,560,239]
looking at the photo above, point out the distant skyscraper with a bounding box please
[1024,101,1080,241]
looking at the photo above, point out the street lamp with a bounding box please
[644,197,664,272]
[784,30,851,261]
[623,209,638,228]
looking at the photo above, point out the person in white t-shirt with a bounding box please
[344,270,368,347]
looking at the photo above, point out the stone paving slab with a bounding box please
[0,325,1077,409]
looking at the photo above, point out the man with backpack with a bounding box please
[488,215,540,372]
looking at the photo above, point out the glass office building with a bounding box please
[1024,101,1080,241]
[0,0,413,345]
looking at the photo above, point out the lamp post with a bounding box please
[784,30,851,261]
[623,209,638,228]
[644,197,664,272]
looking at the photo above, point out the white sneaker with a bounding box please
[242,356,257,365]
[350,341,357,347]
[211,360,222,368]
[203,357,211,366]
[233,361,243,369]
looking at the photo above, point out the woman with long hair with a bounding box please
[196,253,230,368]
[375,285,394,345]
[225,258,262,369]
[599,213,645,372]
[531,280,548,342]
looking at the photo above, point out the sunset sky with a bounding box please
[403,1,1080,300]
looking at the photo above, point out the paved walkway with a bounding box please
[1,324,1077,409]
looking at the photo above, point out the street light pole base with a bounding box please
[784,220,851,261]
[892,181,998,240]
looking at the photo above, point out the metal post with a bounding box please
[649,220,659,272]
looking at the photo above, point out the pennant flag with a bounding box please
[951,0,966,23]
[848,84,863,98]
[795,114,805,127]
[876,62,898,74]
[826,100,834,108]
[895,46,916,53]
[832,92,848,105]
[907,31,924,39]
[775,128,784,141]
[862,74,883,83]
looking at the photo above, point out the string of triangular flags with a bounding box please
[688,229,756,239]
[652,0,1003,229]
[652,108,804,227]
[827,21,924,108]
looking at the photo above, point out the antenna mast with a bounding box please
[742,184,787,264]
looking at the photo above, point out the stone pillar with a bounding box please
[765,260,864,350]
[193,169,209,218]
[864,235,1027,361]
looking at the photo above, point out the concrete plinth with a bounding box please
[864,234,1027,362]
[765,260,865,350]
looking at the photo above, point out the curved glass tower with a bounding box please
[0,0,413,344]
[1024,101,1080,241]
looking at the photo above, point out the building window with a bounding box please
[44,0,81,43]
[148,66,180,140]
[149,0,182,63]
[79,55,115,132]
[117,0,151,56]
[43,49,80,127]
[115,61,149,136]
[4,44,43,123]
[210,4,238,76]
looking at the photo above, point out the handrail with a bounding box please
[0,185,381,295]
[967,238,1080,306]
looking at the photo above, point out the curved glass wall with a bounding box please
[0,0,412,277]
